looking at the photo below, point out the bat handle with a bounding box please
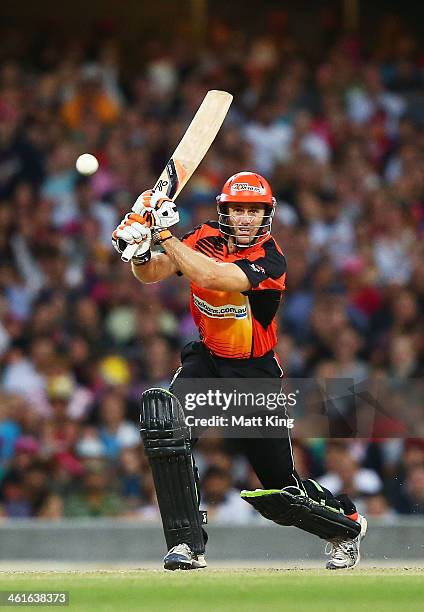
[121,243,139,262]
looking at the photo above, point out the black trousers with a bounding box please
[171,341,303,490]
[170,341,357,516]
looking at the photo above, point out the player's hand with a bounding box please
[132,190,180,229]
[112,213,152,264]
[131,190,156,227]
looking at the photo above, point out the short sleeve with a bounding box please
[233,239,287,289]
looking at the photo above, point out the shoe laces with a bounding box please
[325,538,356,561]
[169,543,192,556]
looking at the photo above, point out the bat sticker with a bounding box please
[165,159,179,198]
[154,159,179,198]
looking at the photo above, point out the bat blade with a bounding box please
[121,90,233,262]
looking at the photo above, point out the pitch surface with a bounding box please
[0,568,423,611]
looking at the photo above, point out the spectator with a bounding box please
[365,494,396,521]
[319,441,383,507]
[61,65,120,131]
[201,466,254,524]
[98,392,139,458]
[394,466,424,515]
[64,460,124,518]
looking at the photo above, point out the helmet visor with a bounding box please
[217,204,275,247]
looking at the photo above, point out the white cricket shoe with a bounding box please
[163,543,207,571]
[325,515,368,570]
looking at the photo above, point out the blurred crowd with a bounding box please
[0,11,423,522]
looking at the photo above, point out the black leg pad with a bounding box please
[140,388,205,554]
[241,487,361,541]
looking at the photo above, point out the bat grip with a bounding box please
[121,242,139,262]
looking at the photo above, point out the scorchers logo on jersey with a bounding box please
[193,294,248,319]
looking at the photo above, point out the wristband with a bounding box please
[132,249,152,265]
[152,228,173,245]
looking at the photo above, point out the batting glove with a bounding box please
[132,189,179,229]
[112,213,152,265]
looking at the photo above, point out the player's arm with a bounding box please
[112,193,250,290]
[160,234,251,292]
[131,252,177,284]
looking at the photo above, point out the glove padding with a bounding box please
[132,190,179,229]
[112,213,152,264]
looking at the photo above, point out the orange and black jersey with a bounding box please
[179,221,287,359]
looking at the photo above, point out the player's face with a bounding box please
[227,203,265,245]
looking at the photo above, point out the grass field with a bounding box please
[0,569,423,612]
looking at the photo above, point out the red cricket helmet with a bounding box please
[216,172,276,247]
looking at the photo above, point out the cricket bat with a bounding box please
[121,89,233,262]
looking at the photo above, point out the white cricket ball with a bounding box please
[76,153,99,176]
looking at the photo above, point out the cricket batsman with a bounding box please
[112,172,367,570]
